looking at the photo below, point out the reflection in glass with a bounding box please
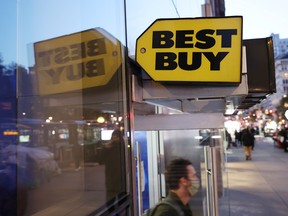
[100,129,126,201]
[1,0,128,215]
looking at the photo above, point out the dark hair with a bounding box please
[165,158,192,190]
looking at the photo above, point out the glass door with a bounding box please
[134,128,230,216]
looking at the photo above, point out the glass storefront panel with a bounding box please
[135,128,229,216]
[1,0,130,215]
[161,129,229,216]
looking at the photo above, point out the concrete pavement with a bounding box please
[224,135,288,216]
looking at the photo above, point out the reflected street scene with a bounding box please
[0,26,129,215]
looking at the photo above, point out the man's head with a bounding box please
[165,158,199,197]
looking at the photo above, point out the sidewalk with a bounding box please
[225,136,288,216]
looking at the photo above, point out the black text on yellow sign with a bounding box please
[36,38,107,84]
[34,28,122,95]
[136,17,243,83]
[153,29,237,70]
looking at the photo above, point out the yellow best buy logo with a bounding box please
[136,17,243,83]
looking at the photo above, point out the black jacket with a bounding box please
[241,129,255,147]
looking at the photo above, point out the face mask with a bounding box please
[187,178,200,197]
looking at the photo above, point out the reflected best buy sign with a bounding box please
[136,17,243,83]
[34,28,122,95]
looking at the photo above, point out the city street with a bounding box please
[224,136,288,216]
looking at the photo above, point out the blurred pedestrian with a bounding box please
[241,127,255,160]
[278,127,288,152]
[225,129,232,150]
[234,130,240,146]
[238,129,243,146]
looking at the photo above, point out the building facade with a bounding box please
[271,33,288,58]
[260,34,288,111]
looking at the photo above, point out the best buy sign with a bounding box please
[34,28,122,95]
[136,17,243,83]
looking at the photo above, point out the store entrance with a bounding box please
[134,115,230,216]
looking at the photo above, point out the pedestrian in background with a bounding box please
[225,129,232,150]
[278,127,288,152]
[241,127,255,160]
[238,129,243,146]
[234,130,240,146]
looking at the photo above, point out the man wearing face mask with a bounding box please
[153,158,200,216]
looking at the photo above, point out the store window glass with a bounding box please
[0,0,129,215]
[162,129,228,216]
[135,128,229,216]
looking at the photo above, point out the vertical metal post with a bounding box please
[147,131,161,205]
[136,141,143,215]
[204,146,219,216]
